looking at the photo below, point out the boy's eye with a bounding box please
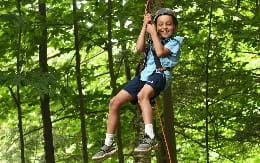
[158,23,172,26]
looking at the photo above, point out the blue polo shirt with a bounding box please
[140,36,183,88]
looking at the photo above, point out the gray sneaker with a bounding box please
[92,144,117,160]
[134,134,158,152]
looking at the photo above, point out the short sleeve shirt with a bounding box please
[140,36,183,87]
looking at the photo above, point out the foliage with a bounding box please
[0,0,259,162]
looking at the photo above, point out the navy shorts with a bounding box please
[123,72,166,104]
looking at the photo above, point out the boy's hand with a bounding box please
[143,14,152,26]
[146,23,156,35]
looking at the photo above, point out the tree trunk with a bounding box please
[107,0,123,162]
[121,41,131,81]
[16,0,25,162]
[161,86,178,163]
[133,106,151,163]
[38,2,55,162]
[107,0,117,95]
[119,17,131,81]
[205,2,213,163]
[72,0,88,162]
[133,0,164,162]
[8,86,26,163]
[255,0,259,19]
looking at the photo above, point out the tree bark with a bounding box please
[107,0,123,162]
[161,86,178,163]
[121,38,131,81]
[133,107,151,163]
[119,14,131,82]
[38,1,55,162]
[72,0,88,162]
[107,0,117,95]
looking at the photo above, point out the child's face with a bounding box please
[156,15,176,38]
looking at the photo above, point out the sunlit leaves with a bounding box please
[0,0,259,162]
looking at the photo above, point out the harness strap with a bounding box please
[143,38,173,72]
[152,49,163,69]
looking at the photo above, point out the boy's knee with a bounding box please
[137,93,142,102]
[109,97,121,110]
[137,93,147,103]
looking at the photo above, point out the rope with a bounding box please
[155,100,173,163]
[144,1,173,162]
[145,0,151,14]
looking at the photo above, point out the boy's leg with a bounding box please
[92,90,134,160]
[137,72,165,127]
[137,84,155,125]
[134,84,158,152]
[134,72,166,152]
[105,90,134,143]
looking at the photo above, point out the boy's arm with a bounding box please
[136,25,147,53]
[136,14,152,53]
[148,24,171,57]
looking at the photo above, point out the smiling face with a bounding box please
[156,15,177,38]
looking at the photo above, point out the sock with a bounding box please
[104,133,114,146]
[145,124,155,139]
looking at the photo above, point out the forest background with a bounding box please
[0,0,259,162]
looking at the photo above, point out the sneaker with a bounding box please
[92,144,117,160]
[134,134,158,152]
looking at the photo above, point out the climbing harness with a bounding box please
[144,39,173,73]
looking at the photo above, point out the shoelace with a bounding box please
[141,136,152,144]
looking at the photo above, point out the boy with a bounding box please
[92,8,183,160]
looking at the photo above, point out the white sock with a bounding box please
[104,133,114,146]
[145,124,155,139]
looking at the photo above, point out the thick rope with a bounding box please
[155,100,173,163]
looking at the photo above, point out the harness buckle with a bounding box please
[156,67,170,72]
[155,69,162,73]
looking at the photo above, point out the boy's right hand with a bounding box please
[143,14,152,26]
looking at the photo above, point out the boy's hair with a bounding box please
[153,8,178,26]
